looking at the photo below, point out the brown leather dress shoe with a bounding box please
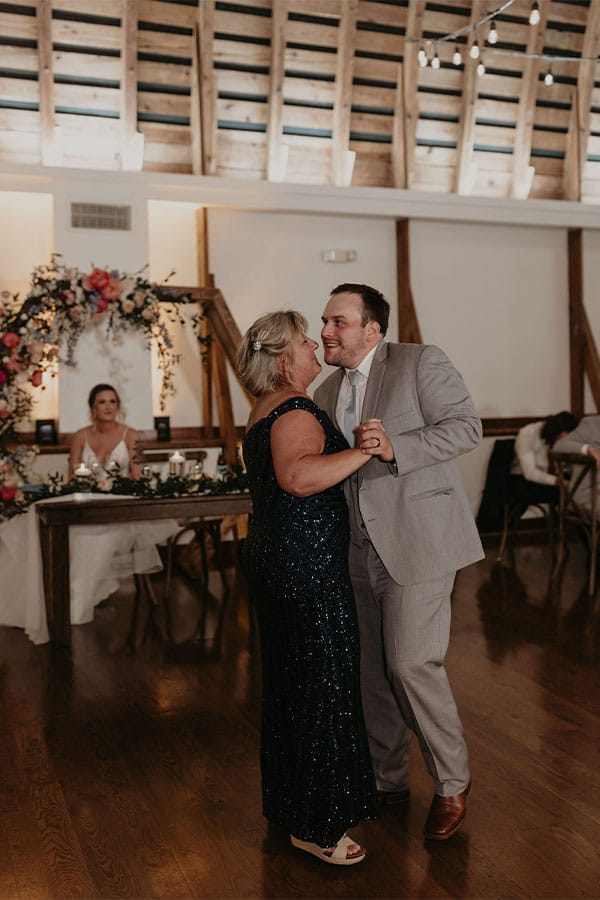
[424,781,471,840]
[376,787,411,805]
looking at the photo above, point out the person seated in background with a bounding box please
[553,414,600,514]
[510,411,579,502]
[69,383,140,480]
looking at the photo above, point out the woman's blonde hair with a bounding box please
[237,310,308,397]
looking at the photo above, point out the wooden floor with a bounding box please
[1,536,600,900]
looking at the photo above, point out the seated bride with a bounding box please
[69,382,140,480]
[62,381,179,630]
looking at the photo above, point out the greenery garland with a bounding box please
[0,467,249,522]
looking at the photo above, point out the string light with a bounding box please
[529,0,540,26]
[408,0,598,89]
[477,59,486,77]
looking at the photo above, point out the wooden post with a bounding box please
[396,219,422,344]
[568,228,585,418]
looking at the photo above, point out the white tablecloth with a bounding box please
[0,495,184,644]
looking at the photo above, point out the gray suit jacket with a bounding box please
[553,415,600,511]
[314,341,484,585]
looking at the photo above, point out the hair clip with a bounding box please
[252,340,262,351]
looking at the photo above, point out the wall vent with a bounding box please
[71,202,132,231]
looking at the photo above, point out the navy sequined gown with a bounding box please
[242,396,377,847]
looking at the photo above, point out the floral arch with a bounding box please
[0,256,201,446]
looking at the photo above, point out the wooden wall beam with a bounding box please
[120,0,143,170]
[396,219,422,344]
[454,2,480,196]
[196,207,214,432]
[266,0,288,182]
[568,228,586,417]
[510,0,549,199]
[391,64,406,189]
[37,0,62,166]
[330,0,358,186]
[195,0,217,175]
[563,3,600,201]
[400,0,424,190]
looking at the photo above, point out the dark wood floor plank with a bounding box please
[1,540,600,897]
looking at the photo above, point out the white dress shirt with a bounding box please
[335,342,381,432]
[512,420,557,486]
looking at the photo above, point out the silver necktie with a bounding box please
[343,370,362,446]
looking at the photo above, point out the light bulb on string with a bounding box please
[477,59,486,77]
[431,48,441,70]
[453,46,462,66]
[529,0,540,26]
[417,46,428,67]
[544,66,554,86]
[469,40,480,60]
[488,19,498,44]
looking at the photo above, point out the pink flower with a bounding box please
[121,298,134,314]
[82,268,111,292]
[102,277,122,301]
[27,341,44,363]
[0,369,7,385]
[1,484,16,501]
[30,369,43,387]
[96,295,108,314]
[1,332,20,349]
[3,356,22,373]
[0,408,10,419]
[141,308,157,321]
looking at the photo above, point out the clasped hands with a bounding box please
[354,418,394,463]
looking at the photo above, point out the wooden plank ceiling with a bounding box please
[1,0,600,203]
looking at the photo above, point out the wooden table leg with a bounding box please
[39,520,71,648]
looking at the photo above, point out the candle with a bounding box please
[74,463,92,478]
[169,450,185,477]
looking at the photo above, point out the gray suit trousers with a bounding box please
[349,540,470,797]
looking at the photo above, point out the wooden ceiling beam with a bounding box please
[395,0,424,190]
[563,2,600,201]
[266,0,288,182]
[330,0,358,186]
[454,2,482,196]
[510,0,549,199]
[36,0,62,166]
[120,0,144,171]
[194,0,217,176]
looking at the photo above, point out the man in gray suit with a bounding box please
[314,283,484,841]
[554,415,600,510]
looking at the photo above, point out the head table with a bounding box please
[36,492,252,648]
[0,491,251,648]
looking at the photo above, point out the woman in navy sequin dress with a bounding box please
[237,310,378,866]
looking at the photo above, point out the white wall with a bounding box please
[2,170,600,512]
[53,184,154,431]
[0,191,57,423]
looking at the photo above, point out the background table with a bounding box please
[37,492,252,648]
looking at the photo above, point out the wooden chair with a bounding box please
[550,451,598,595]
[477,438,557,562]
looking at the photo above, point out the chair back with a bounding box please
[476,438,516,532]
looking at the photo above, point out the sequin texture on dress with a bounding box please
[242,396,378,847]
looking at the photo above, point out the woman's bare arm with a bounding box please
[271,409,369,497]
